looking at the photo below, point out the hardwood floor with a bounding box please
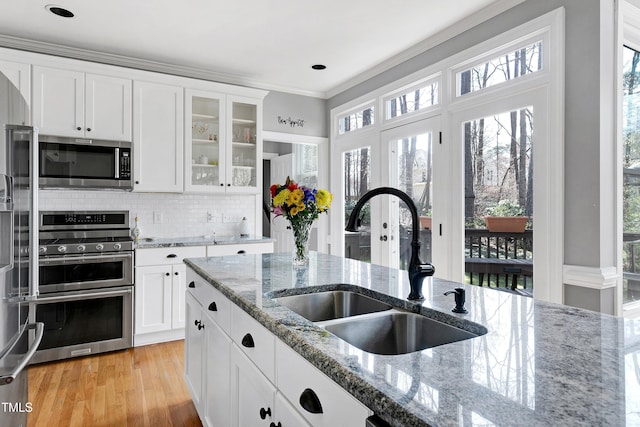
[27,340,202,427]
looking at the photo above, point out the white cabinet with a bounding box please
[230,343,276,427]
[134,246,205,345]
[133,80,184,192]
[184,91,263,194]
[0,59,30,126]
[33,66,132,140]
[206,241,274,257]
[185,265,373,427]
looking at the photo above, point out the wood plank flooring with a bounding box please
[27,340,202,427]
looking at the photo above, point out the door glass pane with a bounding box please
[231,102,257,187]
[344,147,371,262]
[623,45,640,304]
[190,96,221,187]
[463,107,534,293]
[394,132,433,267]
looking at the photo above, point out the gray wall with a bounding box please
[263,91,327,137]
[327,0,606,275]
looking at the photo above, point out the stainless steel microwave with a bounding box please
[39,135,132,190]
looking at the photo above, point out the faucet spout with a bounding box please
[345,187,435,301]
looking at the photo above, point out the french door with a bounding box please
[332,117,441,271]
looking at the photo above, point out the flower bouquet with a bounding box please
[270,177,332,264]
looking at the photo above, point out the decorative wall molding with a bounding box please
[563,265,620,290]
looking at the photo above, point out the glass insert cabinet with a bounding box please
[185,89,262,193]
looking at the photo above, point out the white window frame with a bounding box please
[382,74,441,123]
[329,9,565,304]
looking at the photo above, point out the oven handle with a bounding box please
[0,322,44,386]
[39,252,133,264]
[37,287,132,303]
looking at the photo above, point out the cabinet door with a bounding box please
[203,312,231,427]
[171,264,187,329]
[85,73,132,141]
[0,59,30,126]
[274,392,312,427]
[133,80,184,192]
[33,66,84,137]
[226,96,262,193]
[230,344,275,427]
[134,265,172,334]
[185,89,226,193]
[185,292,204,412]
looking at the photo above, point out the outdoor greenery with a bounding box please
[485,200,525,217]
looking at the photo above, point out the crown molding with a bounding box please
[0,33,325,98]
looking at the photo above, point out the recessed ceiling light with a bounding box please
[46,5,75,18]
[311,64,327,70]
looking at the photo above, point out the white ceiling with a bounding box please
[0,0,513,97]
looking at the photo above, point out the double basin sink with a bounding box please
[274,289,485,355]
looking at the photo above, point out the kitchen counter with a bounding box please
[135,235,273,249]
[184,252,640,427]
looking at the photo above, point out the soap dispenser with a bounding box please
[239,217,250,238]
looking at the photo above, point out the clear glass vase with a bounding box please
[291,220,313,266]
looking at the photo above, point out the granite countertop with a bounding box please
[135,235,273,249]
[184,252,640,427]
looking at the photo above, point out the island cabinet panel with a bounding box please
[276,341,370,427]
[185,265,373,427]
[230,344,276,427]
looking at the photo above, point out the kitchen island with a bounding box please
[184,252,640,426]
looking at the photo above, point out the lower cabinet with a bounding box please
[185,266,372,427]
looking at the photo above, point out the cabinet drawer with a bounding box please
[136,246,206,266]
[186,268,231,333]
[276,341,370,427]
[207,241,273,257]
[230,305,275,382]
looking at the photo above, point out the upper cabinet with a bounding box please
[33,66,132,141]
[185,91,263,194]
[0,59,30,127]
[133,81,184,193]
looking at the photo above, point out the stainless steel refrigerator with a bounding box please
[0,75,43,426]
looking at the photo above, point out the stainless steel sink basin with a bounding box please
[324,312,481,355]
[275,291,392,322]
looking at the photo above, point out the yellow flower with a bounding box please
[286,189,304,206]
[290,202,305,216]
[273,189,290,207]
[316,189,332,210]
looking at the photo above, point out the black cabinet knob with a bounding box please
[76,126,82,131]
[174,271,179,275]
[135,180,140,184]
[208,302,218,311]
[241,333,255,348]
[198,323,204,330]
[165,272,170,276]
[269,423,282,427]
[259,407,271,419]
[299,388,323,414]
[86,127,91,132]
[194,320,201,327]
[188,281,195,288]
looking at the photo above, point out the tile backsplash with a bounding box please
[39,190,258,239]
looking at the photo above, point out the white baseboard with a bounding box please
[134,328,185,347]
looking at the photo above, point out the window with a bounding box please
[337,104,375,135]
[385,80,439,120]
[456,41,543,96]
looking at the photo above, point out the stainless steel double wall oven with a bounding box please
[30,211,134,364]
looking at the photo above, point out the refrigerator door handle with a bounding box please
[0,322,44,386]
[29,127,39,299]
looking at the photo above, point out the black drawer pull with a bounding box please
[237,250,246,254]
[208,302,218,311]
[167,254,177,258]
[259,407,271,419]
[269,423,282,427]
[300,388,323,414]
[188,281,195,288]
[241,333,255,348]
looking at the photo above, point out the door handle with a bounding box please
[0,322,44,386]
